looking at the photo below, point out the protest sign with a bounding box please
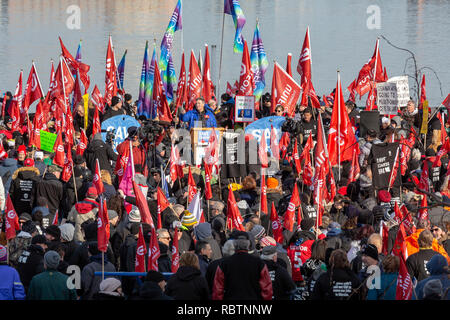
[377,76,410,114]
[387,76,410,108]
[39,130,57,152]
[235,95,255,123]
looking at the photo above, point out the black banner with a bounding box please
[369,142,401,189]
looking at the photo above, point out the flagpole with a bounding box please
[72,164,79,203]
[337,70,341,182]
[218,11,226,98]
[102,251,105,281]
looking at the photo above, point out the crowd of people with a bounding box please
[0,87,449,301]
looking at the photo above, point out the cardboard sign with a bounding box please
[377,76,410,114]
[39,130,57,152]
[235,95,255,123]
[387,76,410,108]
[421,100,429,134]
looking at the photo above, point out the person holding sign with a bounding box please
[179,97,217,130]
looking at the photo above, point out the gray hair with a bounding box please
[234,239,250,251]
[222,240,235,257]
[172,204,185,216]
[260,253,276,261]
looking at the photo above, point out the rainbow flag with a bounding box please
[224,0,246,53]
[138,41,149,116]
[163,51,176,104]
[250,21,269,101]
[159,0,182,76]
[145,46,157,119]
[117,49,127,91]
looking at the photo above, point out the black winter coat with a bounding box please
[310,267,361,300]
[84,138,118,174]
[16,244,45,290]
[9,167,40,215]
[165,266,210,300]
[69,241,115,271]
[263,259,296,300]
[35,173,63,215]
[130,281,174,300]
[406,249,441,281]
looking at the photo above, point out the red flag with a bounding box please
[5,195,20,240]
[76,129,88,156]
[392,223,408,261]
[157,187,170,230]
[279,132,290,160]
[396,256,413,300]
[93,159,105,195]
[442,94,450,123]
[301,79,321,109]
[436,112,448,146]
[132,180,154,227]
[270,125,279,161]
[153,62,173,122]
[202,44,214,102]
[29,102,44,149]
[97,198,110,253]
[91,84,105,113]
[0,142,8,160]
[169,144,184,182]
[258,133,269,168]
[271,62,301,117]
[188,167,198,203]
[383,67,389,82]
[59,37,90,90]
[434,138,450,167]
[393,202,403,225]
[418,194,428,221]
[313,164,326,229]
[72,68,85,108]
[171,227,180,273]
[204,160,213,200]
[50,57,75,101]
[301,134,317,162]
[353,39,384,97]
[327,169,337,203]
[388,146,401,189]
[293,139,302,175]
[401,204,416,236]
[135,225,148,272]
[296,27,312,89]
[286,53,293,77]
[283,183,300,232]
[327,72,358,166]
[302,151,313,186]
[419,74,426,107]
[270,202,283,244]
[260,171,268,215]
[175,52,187,111]
[53,133,65,167]
[91,104,101,137]
[381,221,389,256]
[226,82,233,96]
[187,50,203,111]
[148,226,160,271]
[348,144,360,183]
[226,185,245,232]
[204,129,219,166]
[43,60,55,106]
[314,113,330,179]
[365,83,377,111]
[104,35,118,106]
[23,62,44,118]
[238,40,254,96]
[52,210,59,226]
[10,71,23,132]
[61,146,73,183]
[418,160,430,192]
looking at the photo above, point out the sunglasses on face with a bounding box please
[432,228,440,232]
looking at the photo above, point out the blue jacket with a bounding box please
[413,254,450,300]
[0,264,26,300]
[0,158,18,193]
[367,272,398,300]
[180,105,217,130]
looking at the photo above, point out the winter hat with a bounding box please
[73,154,85,165]
[193,223,212,241]
[267,177,279,189]
[59,223,75,242]
[423,279,443,299]
[88,242,101,256]
[261,245,277,257]
[327,222,342,237]
[128,207,141,223]
[86,186,98,199]
[99,277,122,294]
[17,145,27,154]
[145,270,165,283]
[45,225,61,240]
[181,210,198,228]
[44,250,61,269]
[107,210,118,220]
[378,190,391,203]
[0,245,7,263]
[111,96,121,107]
[22,220,37,234]
[211,216,225,232]
[300,218,316,231]
[381,117,390,125]
[362,244,379,261]
[19,213,33,223]
[249,224,266,241]
[31,234,47,245]
[34,151,44,160]
[24,158,35,167]
[260,236,276,247]
[32,206,50,217]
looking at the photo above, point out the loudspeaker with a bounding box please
[359,111,380,138]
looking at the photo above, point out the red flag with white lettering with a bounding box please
[157,187,170,230]
[418,160,430,192]
[53,133,65,167]
[392,223,408,261]
[395,256,413,300]
[61,145,73,183]
[148,226,160,271]
[171,227,180,273]
[258,132,269,168]
[132,180,154,227]
[260,171,268,215]
[91,84,105,113]
[283,183,300,232]
[202,44,214,102]
[204,160,213,200]
[76,129,88,155]
[270,202,283,244]
[227,186,245,232]
[238,41,254,96]
[175,52,187,112]
[153,61,173,122]
[293,139,302,175]
[59,37,90,90]
[93,159,105,195]
[279,132,290,160]
[5,195,20,240]
[104,35,118,106]
[286,53,292,77]
[91,104,101,137]
[296,27,312,89]
[353,39,384,97]
[187,50,202,111]
[135,225,147,272]
[188,167,198,203]
[418,194,428,221]
[97,198,110,253]
[169,144,184,182]
[23,62,44,118]
[271,62,301,117]
[226,82,233,96]
[10,71,23,132]
[50,57,75,101]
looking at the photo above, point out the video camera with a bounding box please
[139,119,165,142]
[281,118,303,136]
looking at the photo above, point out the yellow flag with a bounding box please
[420,100,428,134]
[82,93,89,130]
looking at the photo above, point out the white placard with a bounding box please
[376,82,398,115]
[387,76,410,108]
[234,95,255,123]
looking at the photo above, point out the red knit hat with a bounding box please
[17,145,27,154]
[86,186,98,199]
[378,190,391,203]
[24,158,35,167]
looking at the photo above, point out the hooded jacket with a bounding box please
[67,198,99,242]
[81,254,116,300]
[10,166,40,215]
[84,133,118,174]
[405,228,450,264]
[16,244,45,290]
[413,254,450,300]
[263,259,296,300]
[179,105,217,130]
[165,265,210,300]
[35,172,63,215]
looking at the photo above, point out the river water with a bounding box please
[0,0,448,110]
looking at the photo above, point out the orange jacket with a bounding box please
[405,229,450,263]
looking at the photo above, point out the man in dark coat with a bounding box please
[195,240,212,277]
[35,165,63,215]
[16,235,48,292]
[9,160,40,216]
[119,222,139,296]
[193,222,222,261]
[84,133,118,175]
